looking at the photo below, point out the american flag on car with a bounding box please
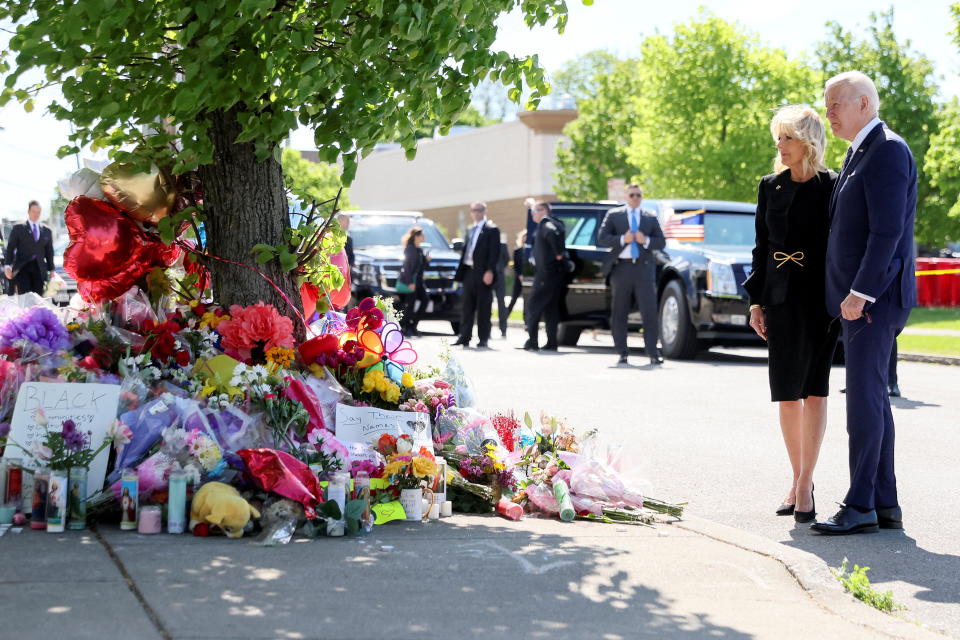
[663,209,705,242]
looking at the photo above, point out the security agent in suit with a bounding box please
[597,185,666,366]
[453,201,500,348]
[3,200,55,296]
[523,202,567,351]
[812,72,917,536]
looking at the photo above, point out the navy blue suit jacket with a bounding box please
[825,122,917,324]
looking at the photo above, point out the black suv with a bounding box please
[522,199,762,358]
[346,211,462,334]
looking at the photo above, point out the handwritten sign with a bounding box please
[372,501,406,525]
[2,382,120,498]
[334,404,432,449]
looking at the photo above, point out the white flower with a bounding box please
[33,407,48,427]
[233,363,247,375]
[182,463,201,485]
[32,440,53,461]
[251,365,269,380]
[107,419,133,448]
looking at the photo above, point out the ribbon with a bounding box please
[773,251,805,269]
[915,268,960,276]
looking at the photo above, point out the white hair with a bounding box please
[824,71,880,114]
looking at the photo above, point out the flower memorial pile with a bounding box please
[0,162,682,537]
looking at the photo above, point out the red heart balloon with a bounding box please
[64,196,180,302]
[300,281,320,316]
[327,249,352,310]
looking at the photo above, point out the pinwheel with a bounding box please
[356,322,418,382]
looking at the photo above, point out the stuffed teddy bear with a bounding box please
[189,482,260,538]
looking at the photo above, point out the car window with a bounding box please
[664,210,754,245]
[349,217,449,248]
[555,214,597,246]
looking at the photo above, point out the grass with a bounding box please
[906,307,960,330]
[897,334,960,356]
[832,558,902,613]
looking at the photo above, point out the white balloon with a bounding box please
[58,168,105,200]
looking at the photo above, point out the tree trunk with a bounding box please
[198,105,305,339]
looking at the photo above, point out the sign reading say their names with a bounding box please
[2,382,121,498]
[334,403,432,449]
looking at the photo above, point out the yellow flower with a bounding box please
[412,456,437,479]
[200,311,228,330]
[266,346,295,368]
[189,300,199,308]
[383,459,405,477]
[401,372,414,388]
[200,384,217,398]
[65,322,81,332]
[308,363,326,378]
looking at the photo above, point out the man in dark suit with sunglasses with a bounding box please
[813,71,917,536]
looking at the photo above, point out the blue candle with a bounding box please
[167,470,187,534]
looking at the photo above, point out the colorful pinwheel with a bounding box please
[357,322,418,382]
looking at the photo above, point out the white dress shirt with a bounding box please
[464,217,486,266]
[846,116,883,303]
[618,208,651,259]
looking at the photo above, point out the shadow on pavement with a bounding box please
[104,518,754,640]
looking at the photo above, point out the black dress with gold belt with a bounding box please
[744,169,839,402]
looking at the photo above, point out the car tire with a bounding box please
[557,323,582,347]
[659,280,699,360]
[449,321,461,336]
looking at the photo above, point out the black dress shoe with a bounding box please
[617,355,628,365]
[452,339,470,347]
[541,343,558,351]
[888,383,901,397]
[522,340,539,351]
[649,355,664,366]
[476,341,489,349]
[877,505,903,529]
[811,505,879,535]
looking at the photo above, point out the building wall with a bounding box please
[336,110,577,248]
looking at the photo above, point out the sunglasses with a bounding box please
[828,311,872,343]
[470,208,484,213]
[627,193,642,198]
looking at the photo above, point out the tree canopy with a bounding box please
[0,0,575,317]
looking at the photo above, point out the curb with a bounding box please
[899,352,960,366]
[674,516,948,639]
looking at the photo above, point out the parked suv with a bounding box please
[345,211,463,334]
[522,199,762,358]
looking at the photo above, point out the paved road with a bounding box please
[414,320,960,637]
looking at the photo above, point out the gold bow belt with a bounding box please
[773,251,805,268]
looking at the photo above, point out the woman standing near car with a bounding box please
[399,226,430,336]
[743,105,839,523]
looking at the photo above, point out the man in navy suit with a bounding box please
[812,71,917,536]
[453,201,500,349]
[598,184,666,366]
[3,200,55,296]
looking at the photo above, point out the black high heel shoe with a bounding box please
[794,487,816,523]
[775,502,795,516]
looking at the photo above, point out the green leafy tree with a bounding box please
[814,9,942,242]
[0,0,572,321]
[550,48,619,102]
[627,12,815,201]
[281,148,349,208]
[923,99,960,244]
[554,58,641,200]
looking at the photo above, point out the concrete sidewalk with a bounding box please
[0,515,943,640]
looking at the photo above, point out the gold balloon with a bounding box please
[100,163,176,225]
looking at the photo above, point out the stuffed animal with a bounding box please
[189,482,260,538]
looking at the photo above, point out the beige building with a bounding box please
[325,109,578,247]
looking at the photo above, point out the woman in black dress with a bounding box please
[399,226,429,336]
[743,105,839,523]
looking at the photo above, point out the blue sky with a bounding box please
[1,0,956,222]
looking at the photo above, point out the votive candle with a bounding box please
[138,506,162,534]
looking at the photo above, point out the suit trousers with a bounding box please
[494,272,508,336]
[610,260,659,357]
[841,298,908,510]
[458,266,494,343]
[12,260,45,296]
[526,272,564,347]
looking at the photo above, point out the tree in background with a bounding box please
[815,9,942,243]
[0,0,571,322]
[553,57,641,200]
[922,5,960,246]
[281,149,349,209]
[549,49,619,103]
[626,12,815,201]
